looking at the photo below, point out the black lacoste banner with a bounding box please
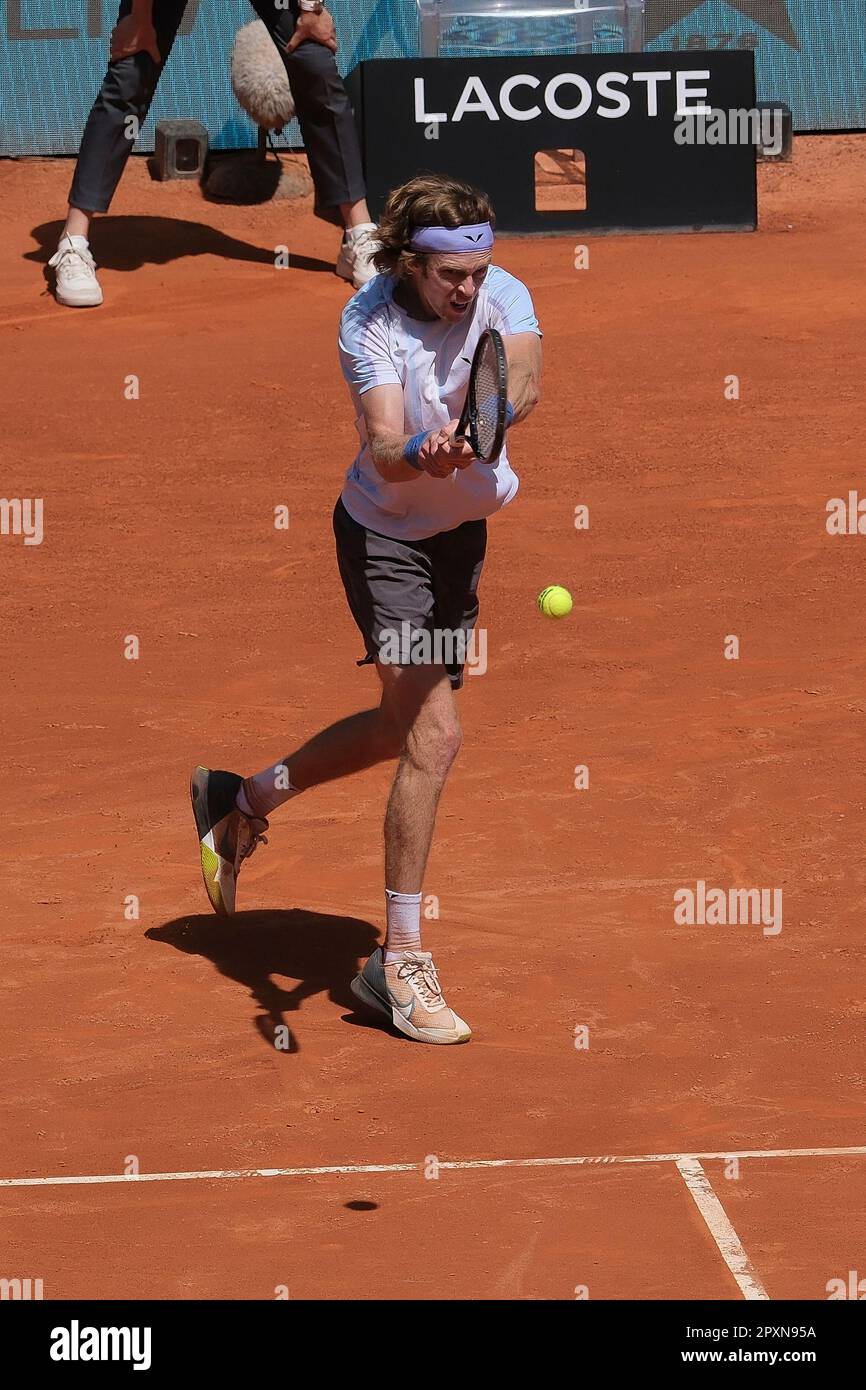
[347,51,757,235]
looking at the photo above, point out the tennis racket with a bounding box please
[454,328,508,464]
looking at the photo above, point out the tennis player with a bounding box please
[192,173,542,1044]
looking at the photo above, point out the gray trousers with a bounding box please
[69,0,366,226]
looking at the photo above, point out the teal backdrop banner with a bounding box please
[0,0,863,156]
[646,1,866,131]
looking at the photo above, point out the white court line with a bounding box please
[677,1157,770,1301]
[1,1144,864,1190]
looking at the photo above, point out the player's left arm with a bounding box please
[486,269,543,427]
[503,332,542,426]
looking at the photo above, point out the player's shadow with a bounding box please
[147,908,381,1054]
[28,216,334,278]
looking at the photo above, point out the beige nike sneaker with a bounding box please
[351,948,471,1044]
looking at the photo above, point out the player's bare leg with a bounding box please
[351,663,471,1043]
[282,700,400,789]
[239,697,406,815]
[378,665,461,893]
[190,699,399,916]
[244,663,459,869]
[192,669,422,915]
[202,660,471,1040]
[235,660,448,813]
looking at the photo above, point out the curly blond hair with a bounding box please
[373,173,495,279]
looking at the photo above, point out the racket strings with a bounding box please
[470,343,505,459]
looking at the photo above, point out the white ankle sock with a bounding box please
[384,889,422,962]
[236,761,300,820]
[62,234,89,250]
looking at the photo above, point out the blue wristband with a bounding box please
[505,401,515,427]
[403,430,428,470]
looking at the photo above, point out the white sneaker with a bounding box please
[335,222,380,289]
[48,235,104,308]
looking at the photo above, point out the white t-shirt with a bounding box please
[337,265,542,541]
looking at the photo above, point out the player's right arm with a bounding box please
[111,1,161,63]
[339,301,473,481]
[362,386,474,481]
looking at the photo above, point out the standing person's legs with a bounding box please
[248,0,379,284]
[51,0,188,305]
[68,0,187,225]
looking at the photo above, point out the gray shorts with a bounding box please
[333,498,487,690]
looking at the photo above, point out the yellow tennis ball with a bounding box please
[537,585,573,619]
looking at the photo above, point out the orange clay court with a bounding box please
[1,137,864,1301]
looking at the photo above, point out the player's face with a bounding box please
[415,252,492,323]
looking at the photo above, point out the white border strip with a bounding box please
[1,1145,864,1190]
[677,1158,770,1300]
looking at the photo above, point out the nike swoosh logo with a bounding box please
[464,233,483,242]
